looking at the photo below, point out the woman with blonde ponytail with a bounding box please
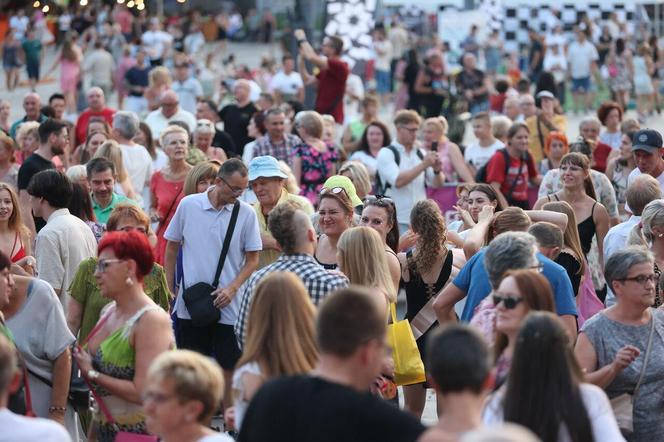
[628,199,664,307]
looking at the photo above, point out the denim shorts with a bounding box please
[375,70,391,93]
[571,76,591,93]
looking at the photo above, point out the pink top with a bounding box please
[150,171,185,265]
[436,140,455,181]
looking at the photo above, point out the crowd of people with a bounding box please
[0,3,663,442]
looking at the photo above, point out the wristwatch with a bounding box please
[87,369,100,381]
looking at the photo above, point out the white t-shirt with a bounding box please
[164,189,262,324]
[0,409,71,442]
[119,143,153,196]
[374,40,393,71]
[141,30,173,60]
[483,383,624,442]
[57,14,72,32]
[349,150,378,177]
[567,40,599,79]
[172,77,204,115]
[144,108,198,139]
[9,16,29,39]
[464,139,505,170]
[543,52,568,83]
[269,70,303,96]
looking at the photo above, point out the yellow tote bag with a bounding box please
[387,303,426,386]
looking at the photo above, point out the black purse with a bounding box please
[183,201,240,327]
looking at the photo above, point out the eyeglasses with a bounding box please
[618,274,658,286]
[320,187,349,197]
[493,294,524,309]
[95,258,125,273]
[364,195,394,206]
[220,176,246,195]
[141,391,175,404]
[398,126,419,133]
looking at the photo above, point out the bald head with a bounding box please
[519,94,536,119]
[503,97,520,120]
[160,90,180,118]
[23,93,41,120]
[87,87,105,111]
[234,80,251,104]
[626,174,662,216]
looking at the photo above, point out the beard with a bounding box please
[51,143,65,155]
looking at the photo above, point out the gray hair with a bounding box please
[604,246,654,292]
[194,119,215,136]
[113,111,140,139]
[484,232,538,289]
[629,199,664,246]
[579,116,601,130]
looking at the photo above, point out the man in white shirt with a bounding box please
[0,334,71,442]
[376,110,444,233]
[28,170,97,307]
[164,159,261,406]
[373,28,393,105]
[144,90,197,139]
[112,111,152,208]
[604,174,661,306]
[625,129,664,212]
[268,54,304,104]
[141,18,173,66]
[172,62,203,115]
[9,10,29,40]
[464,112,504,176]
[567,28,598,113]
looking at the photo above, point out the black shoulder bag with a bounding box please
[183,201,241,327]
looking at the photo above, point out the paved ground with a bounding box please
[6,41,664,428]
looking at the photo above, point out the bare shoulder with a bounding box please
[417,428,456,442]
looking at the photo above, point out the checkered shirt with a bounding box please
[252,134,301,167]
[234,253,348,347]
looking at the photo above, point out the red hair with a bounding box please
[543,131,569,159]
[98,231,154,282]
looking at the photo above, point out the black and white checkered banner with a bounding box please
[325,0,376,64]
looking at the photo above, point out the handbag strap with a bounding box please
[633,313,656,396]
[212,200,241,288]
[156,187,183,234]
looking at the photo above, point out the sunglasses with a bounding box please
[320,186,349,197]
[492,294,523,310]
[364,195,394,206]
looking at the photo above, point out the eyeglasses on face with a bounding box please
[398,125,419,133]
[220,176,246,195]
[492,294,524,310]
[618,274,658,286]
[95,258,125,273]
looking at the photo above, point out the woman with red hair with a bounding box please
[540,131,569,175]
[73,230,175,442]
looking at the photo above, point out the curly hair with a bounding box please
[596,100,623,125]
[409,200,447,276]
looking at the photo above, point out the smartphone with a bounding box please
[431,141,438,152]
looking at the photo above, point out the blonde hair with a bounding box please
[147,350,224,423]
[149,66,172,88]
[423,116,448,136]
[487,207,531,243]
[94,140,128,182]
[66,165,87,182]
[295,111,324,139]
[492,115,513,140]
[629,199,664,246]
[278,160,300,194]
[160,124,190,149]
[15,121,40,146]
[184,161,220,196]
[338,161,371,199]
[394,109,422,126]
[338,227,396,302]
[542,201,585,275]
[236,272,318,378]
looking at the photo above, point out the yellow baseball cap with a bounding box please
[322,175,363,207]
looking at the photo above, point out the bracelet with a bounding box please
[48,406,66,413]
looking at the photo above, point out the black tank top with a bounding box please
[547,194,597,255]
[404,249,453,321]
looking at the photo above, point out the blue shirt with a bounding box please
[455,249,577,321]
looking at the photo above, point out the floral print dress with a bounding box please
[294,142,338,204]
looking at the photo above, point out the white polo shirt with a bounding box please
[144,107,197,140]
[376,142,437,224]
[164,187,262,325]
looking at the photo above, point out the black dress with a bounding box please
[403,250,453,368]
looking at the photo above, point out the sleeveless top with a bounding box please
[547,194,597,255]
[10,232,25,263]
[315,235,339,270]
[89,304,163,442]
[232,361,262,431]
[404,249,453,322]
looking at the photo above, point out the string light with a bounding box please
[80,0,88,5]
[42,4,49,12]
[117,0,125,4]
[127,0,134,7]
[33,1,40,7]
[137,3,145,10]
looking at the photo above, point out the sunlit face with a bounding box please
[50,127,69,156]
[0,102,10,120]
[472,119,490,140]
[559,162,587,188]
[196,178,215,194]
[0,143,13,163]
[0,189,14,223]
[21,133,38,154]
[634,149,663,176]
[620,134,633,160]
[193,132,213,150]
[87,89,105,110]
[396,124,419,146]
[495,276,529,337]
[580,123,600,141]
[549,139,566,161]
[468,190,497,222]
[251,177,283,207]
[605,108,621,130]
[163,132,188,161]
[50,98,65,119]
[144,377,196,437]
[360,205,391,242]
[366,125,385,150]
[247,118,259,139]
[422,125,442,145]
[266,114,285,139]
[87,132,108,157]
[612,262,657,308]
[216,172,248,204]
[87,121,107,136]
[90,169,115,203]
[540,97,555,114]
[457,189,470,211]
[318,197,351,237]
[134,129,147,147]
[519,99,536,117]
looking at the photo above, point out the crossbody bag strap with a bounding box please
[633,314,656,396]
[212,201,241,288]
[156,188,183,234]
[536,116,546,159]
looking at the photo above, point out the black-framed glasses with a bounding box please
[95,258,125,273]
[220,176,246,195]
[492,294,524,310]
[364,195,394,206]
[398,125,419,133]
[618,274,658,286]
[320,186,349,197]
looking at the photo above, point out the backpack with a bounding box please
[375,145,424,195]
[475,149,532,200]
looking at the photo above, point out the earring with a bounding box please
[125,276,134,287]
